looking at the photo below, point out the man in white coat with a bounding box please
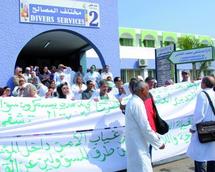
[187,76,215,172]
[125,80,165,172]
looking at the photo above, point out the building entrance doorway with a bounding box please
[16,29,104,72]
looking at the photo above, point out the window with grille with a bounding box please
[119,38,133,46]
[143,40,155,47]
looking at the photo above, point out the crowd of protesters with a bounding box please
[0,64,133,101]
[1,62,202,101]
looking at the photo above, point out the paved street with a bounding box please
[117,156,194,172]
[153,157,194,172]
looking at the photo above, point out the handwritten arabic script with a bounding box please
[0,128,126,172]
[0,98,120,128]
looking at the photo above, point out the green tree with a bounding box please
[177,36,213,79]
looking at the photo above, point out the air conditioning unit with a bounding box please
[138,59,148,67]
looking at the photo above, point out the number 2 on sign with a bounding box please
[89,11,99,27]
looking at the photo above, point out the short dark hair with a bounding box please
[86,80,93,85]
[129,78,138,94]
[114,77,121,82]
[202,76,215,88]
[182,70,189,75]
[0,87,4,96]
[99,80,108,87]
[3,86,10,90]
[145,76,154,83]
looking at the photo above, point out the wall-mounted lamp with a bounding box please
[44,41,51,48]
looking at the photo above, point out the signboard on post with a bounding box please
[168,46,213,64]
[155,44,175,87]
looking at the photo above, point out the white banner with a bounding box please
[0,81,201,171]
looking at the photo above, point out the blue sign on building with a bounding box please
[20,0,100,28]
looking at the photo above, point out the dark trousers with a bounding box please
[195,161,215,172]
[149,144,152,159]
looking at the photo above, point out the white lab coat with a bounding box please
[125,95,163,172]
[100,71,113,80]
[187,88,215,161]
[71,84,87,100]
[84,71,100,87]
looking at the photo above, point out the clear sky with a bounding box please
[118,0,215,38]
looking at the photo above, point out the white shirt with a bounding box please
[112,84,130,99]
[64,67,76,85]
[100,71,113,80]
[84,71,100,87]
[12,86,25,97]
[23,73,31,82]
[125,95,163,172]
[56,79,67,87]
[37,83,48,97]
[187,88,215,161]
[54,71,64,84]
[91,89,116,101]
[71,84,87,100]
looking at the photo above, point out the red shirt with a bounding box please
[144,97,157,131]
